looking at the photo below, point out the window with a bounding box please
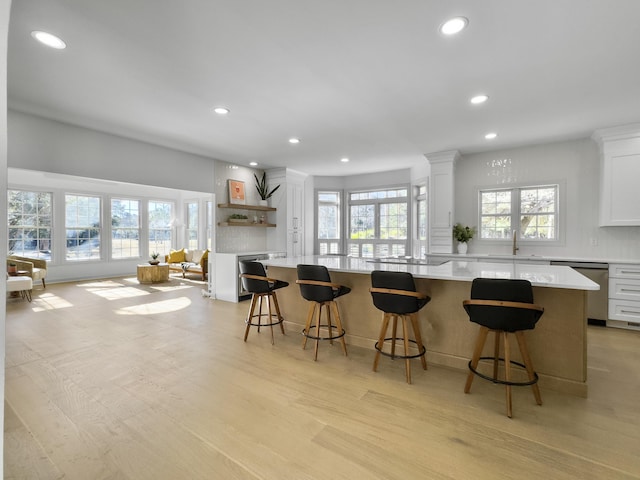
[8,190,52,260]
[149,200,173,256]
[111,199,140,258]
[480,185,558,240]
[206,201,213,250]
[317,191,341,254]
[348,187,409,258]
[187,202,198,250]
[66,194,101,260]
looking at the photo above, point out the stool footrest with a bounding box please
[468,357,539,387]
[375,337,426,360]
[246,313,284,328]
[302,324,346,341]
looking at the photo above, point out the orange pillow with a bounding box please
[168,249,185,263]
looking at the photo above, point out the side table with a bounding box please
[137,263,170,284]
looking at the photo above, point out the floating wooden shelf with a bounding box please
[217,203,276,212]
[218,222,276,228]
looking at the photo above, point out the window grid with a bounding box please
[8,190,53,260]
[480,185,558,241]
[187,202,199,250]
[111,199,140,259]
[480,190,512,239]
[65,194,101,261]
[348,187,409,258]
[149,200,173,256]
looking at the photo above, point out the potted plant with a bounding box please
[453,223,476,254]
[228,213,249,223]
[254,172,280,205]
[149,252,160,265]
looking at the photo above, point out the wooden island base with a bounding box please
[268,265,588,397]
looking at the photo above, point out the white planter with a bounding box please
[457,242,468,254]
[258,199,268,207]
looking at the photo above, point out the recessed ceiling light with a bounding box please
[470,94,489,104]
[340,157,350,163]
[249,162,258,166]
[288,138,300,144]
[31,30,66,49]
[439,17,468,35]
[213,107,229,115]
[485,132,498,140]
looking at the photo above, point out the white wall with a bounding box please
[1,1,11,473]
[455,138,640,260]
[214,161,269,253]
[9,110,216,192]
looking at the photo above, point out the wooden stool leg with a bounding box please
[391,315,398,358]
[493,330,501,381]
[331,301,348,356]
[504,331,513,418]
[313,303,323,361]
[267,294,275,345]
[401,316,412,384]
[326,301,334,345]
[410,313,427,370]
[271,292,286,334]
[244,294,258,341]
[515,331,543,406]
[302,302,315,349]
[373,313,390,372]
[256,295,264,333]
[465,326,489,393]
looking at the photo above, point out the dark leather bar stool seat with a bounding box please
[239,260,288,344]
[296,264,350,361]
[463,278,544,418]
[370,271,430,384]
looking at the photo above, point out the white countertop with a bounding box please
[263,255,600,291]
[429,252,638,265]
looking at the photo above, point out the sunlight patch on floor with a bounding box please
[78,280,126,288]
[115,296,192,315]
[30,292,74,312]
[150,284,194,292]
[87,286,150,300]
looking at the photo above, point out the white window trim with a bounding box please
[475,180,566,247]
[347,184,411,257]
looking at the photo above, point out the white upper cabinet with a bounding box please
[592,124,640,226]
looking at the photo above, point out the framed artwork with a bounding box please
[228,179,246,205]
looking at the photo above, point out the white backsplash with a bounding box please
[454,138,640,261]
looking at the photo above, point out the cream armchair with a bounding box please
[8,255,47,288]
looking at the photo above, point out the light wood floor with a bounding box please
[4,276,640,479]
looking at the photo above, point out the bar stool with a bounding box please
[370,271,430,384]
[239,261,289,344]
[296,264,350,361]
[463,278,544,418]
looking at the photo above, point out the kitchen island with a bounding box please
[263,255,599,396]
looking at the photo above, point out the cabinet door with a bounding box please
[429,157,455,253]
[599,133,640,226]
[287,183,304,257]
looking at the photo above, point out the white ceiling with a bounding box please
[8,0,640,176]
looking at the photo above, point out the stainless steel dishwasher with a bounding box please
[550,261,609,323]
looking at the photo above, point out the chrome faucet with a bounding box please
[512,230,519,255]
